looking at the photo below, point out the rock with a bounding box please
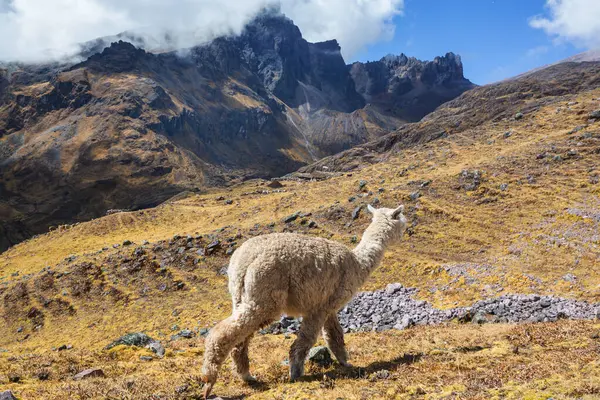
[308,220,317,228]
[225,199,233,205]
[147,341,165,357]
[471,311,489,325]
[370,369,391,380]
[308,346,333,367]
[74,368,105,380]
[140,356,153,361]
[122,240,133,246]
[0,391,17,400]
[394,315,414,330]
[459,169,483,191]
[106,333,155,349]
[199,328,210,337]
[420,180,432,188]
[499,183,508,191]
[385,283,403,295]
[409,191,421,200]
[515,112,524,120]
[16,327,23,333]
[358,180,368,191]
[218,266,228,275]
[569,125,586,134]
[503,131,512,138]
[283,212,300,223]
[352,206,362,220]
[589,110,600,120]
[348,196,356,203]
[177,329,195,339]
[267,180,284,189]
[206,240,220,253]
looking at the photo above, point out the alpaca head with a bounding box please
[366,204,407,243]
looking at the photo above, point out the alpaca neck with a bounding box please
[352,218,394,275]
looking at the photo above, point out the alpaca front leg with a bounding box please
[289,312,326,381]
[322,314,350,367]
[231,335,256,382]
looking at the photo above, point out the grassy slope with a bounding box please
[1,90,600,399]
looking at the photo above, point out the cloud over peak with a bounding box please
[0,0,404,63]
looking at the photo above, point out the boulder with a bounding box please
[74,368,105,380]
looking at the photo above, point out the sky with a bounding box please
[1,0,599,85]
[352,0,600,84]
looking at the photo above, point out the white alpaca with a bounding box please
[201,204,407,398]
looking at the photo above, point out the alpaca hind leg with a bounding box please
[231,334,256,382]
[322,314,350,367]
[202,304,272,398]
[289,312,327,381]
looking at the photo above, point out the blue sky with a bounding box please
[352,0,584,85]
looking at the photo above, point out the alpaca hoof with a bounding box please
[201,375,215,400]
[241,373,257,383]
[202,382,214,400]
[289,372,303,382]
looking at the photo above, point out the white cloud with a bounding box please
[281,0,403,57]
[530,0,600,49]
[0,0,403,63]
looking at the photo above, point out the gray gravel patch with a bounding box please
[261,283,600,334]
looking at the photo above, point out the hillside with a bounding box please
[1,59,600,398]
[0,13,473,252]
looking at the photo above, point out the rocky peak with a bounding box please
[78,40,149,73]
[349,51,475,121]
[238,13,311,106]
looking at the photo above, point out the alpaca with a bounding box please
[201,204,407,398]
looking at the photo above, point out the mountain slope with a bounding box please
[0,13,473,252]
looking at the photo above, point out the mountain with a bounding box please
[296,60,600,175]
[0,12,474,251]
[350,52,474,121]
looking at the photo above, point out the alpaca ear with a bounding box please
[367,204,376,214]
[391,205,404,219]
